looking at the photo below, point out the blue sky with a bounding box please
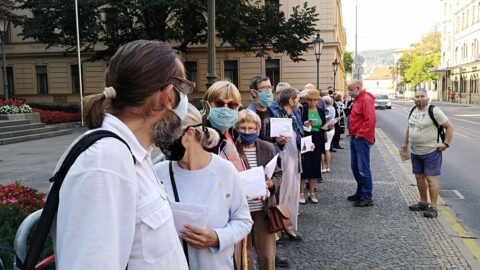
[342,0,443,51]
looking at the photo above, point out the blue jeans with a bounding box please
[350,136,373,200]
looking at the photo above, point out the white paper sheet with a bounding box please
[239,166,267,199]
[270,118,294,137]
[170,202,209,234]
[264,154,279,179]
[300,135,315,154]
[321,118,338,130]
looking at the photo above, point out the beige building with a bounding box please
[432,0,480,104]
[0,0,346,107]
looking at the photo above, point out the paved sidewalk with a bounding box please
[1,128,478,269]
[276,130,478,269]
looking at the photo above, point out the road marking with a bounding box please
[454,114,480,117]
[377,128,480,265]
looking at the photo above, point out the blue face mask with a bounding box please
[238,132,258,144]
[255,89,274,108]
[207,107,239,131]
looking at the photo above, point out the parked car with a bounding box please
[374,94,392,109]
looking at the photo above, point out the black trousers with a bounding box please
[331,123,342,147]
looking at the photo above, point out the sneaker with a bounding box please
[308,193,318,204]
[326,168,331,172]
[321,168,327,173]
[347,194,360,201]
[275,256,290,268]
[299,193,306,204]
[423,206,438,218]
[408,202,429,211]
[354,199,374,207]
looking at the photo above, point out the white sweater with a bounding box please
[154,154,253,270]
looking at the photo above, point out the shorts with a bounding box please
[411,150,442,176]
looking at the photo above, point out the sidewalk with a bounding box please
[276,129,479,269]
[1,128,479,269]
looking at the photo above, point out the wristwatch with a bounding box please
[444,143,450,148]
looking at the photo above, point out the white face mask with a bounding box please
[172,91,188,121]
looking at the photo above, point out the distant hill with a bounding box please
[356,49,394,78]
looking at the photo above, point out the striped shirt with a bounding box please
[243,147,264,212]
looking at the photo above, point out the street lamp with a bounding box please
[313,33,324,89]
[0,12,9,100]
[332,57,339,92]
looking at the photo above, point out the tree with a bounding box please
[343,51,353,74]
[398,30,440,88]
[7,0,319,61]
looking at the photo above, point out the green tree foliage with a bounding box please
[7,0,319,61]
[398,31,441,87]
[343,51,353,74]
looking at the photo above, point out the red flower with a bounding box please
[0,182,45,214]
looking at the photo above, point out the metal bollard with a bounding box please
[13,210,42,270]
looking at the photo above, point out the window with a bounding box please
[184,61,198,91]
[6,66,13,96]
[105,8,118,38]
[223,60,238,87]
[36,65,48,94]
[71,65,83,93]
[265,59,280,88]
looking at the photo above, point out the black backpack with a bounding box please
[18,130,135,270]
[408,105,446,143]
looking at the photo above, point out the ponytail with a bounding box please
[83,93,107,129]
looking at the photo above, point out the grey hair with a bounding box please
[275,82,291,93]
[349,79,363,88]
[279,87,299,106]
[322,96,333,105]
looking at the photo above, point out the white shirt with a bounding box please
[53,114,188,270]
[154,154,253,270]
[408,105,448,155]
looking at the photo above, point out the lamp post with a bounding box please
[0,12,9,100]
[313,33,324,89]
[206,0,217,89]
[332,57,339,92]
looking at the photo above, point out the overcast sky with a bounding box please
[342,0,443,52]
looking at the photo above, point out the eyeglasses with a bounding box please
[212,99,240,110]
[257,87,273,92]
[171,76,196,95]
[238,126,258,133]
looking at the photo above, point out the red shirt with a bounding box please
[348,90,376,144]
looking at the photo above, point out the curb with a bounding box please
[376,128,480,269]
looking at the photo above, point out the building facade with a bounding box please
[0,0,347,106]
[432,0,480,104]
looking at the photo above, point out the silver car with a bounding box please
[374,94,392,109]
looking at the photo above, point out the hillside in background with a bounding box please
[356,49,395,78]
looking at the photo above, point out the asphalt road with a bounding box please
[376,100,480,239]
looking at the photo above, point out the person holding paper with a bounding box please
[299,89,326,204]
[234,109,282,270]
[269,87,303,241]
[155,104,252,270]
[247,75,288,153]
[322,96,336,173]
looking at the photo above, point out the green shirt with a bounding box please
[308,110,322,132]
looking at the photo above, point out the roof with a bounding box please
[365,67,393,80]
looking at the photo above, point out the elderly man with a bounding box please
[347,79,377,207]
[401,89,454,218]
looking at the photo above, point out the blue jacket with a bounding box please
[269,101,304,149]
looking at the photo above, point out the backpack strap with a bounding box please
[21,130,135,270]
[428,105,445,143]
[428,105,440,128]
[408,106,416,119]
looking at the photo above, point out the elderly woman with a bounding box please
[322,96,336,172]
[154,104,253,270]
[234,109,282,270]
[270,87,303,241]
[202,80,245,171]
[299,89,326,204]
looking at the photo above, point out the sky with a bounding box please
[342,0,444,52]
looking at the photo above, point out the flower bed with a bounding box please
[32,108,80,125]
[0,182,54,270]
[0,98,32,114]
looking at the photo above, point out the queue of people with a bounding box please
[50,40,365,270]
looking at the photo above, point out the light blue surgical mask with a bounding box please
[255,89,274,108]
[207,107,239,131]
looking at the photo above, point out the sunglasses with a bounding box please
[212,99,240,110]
